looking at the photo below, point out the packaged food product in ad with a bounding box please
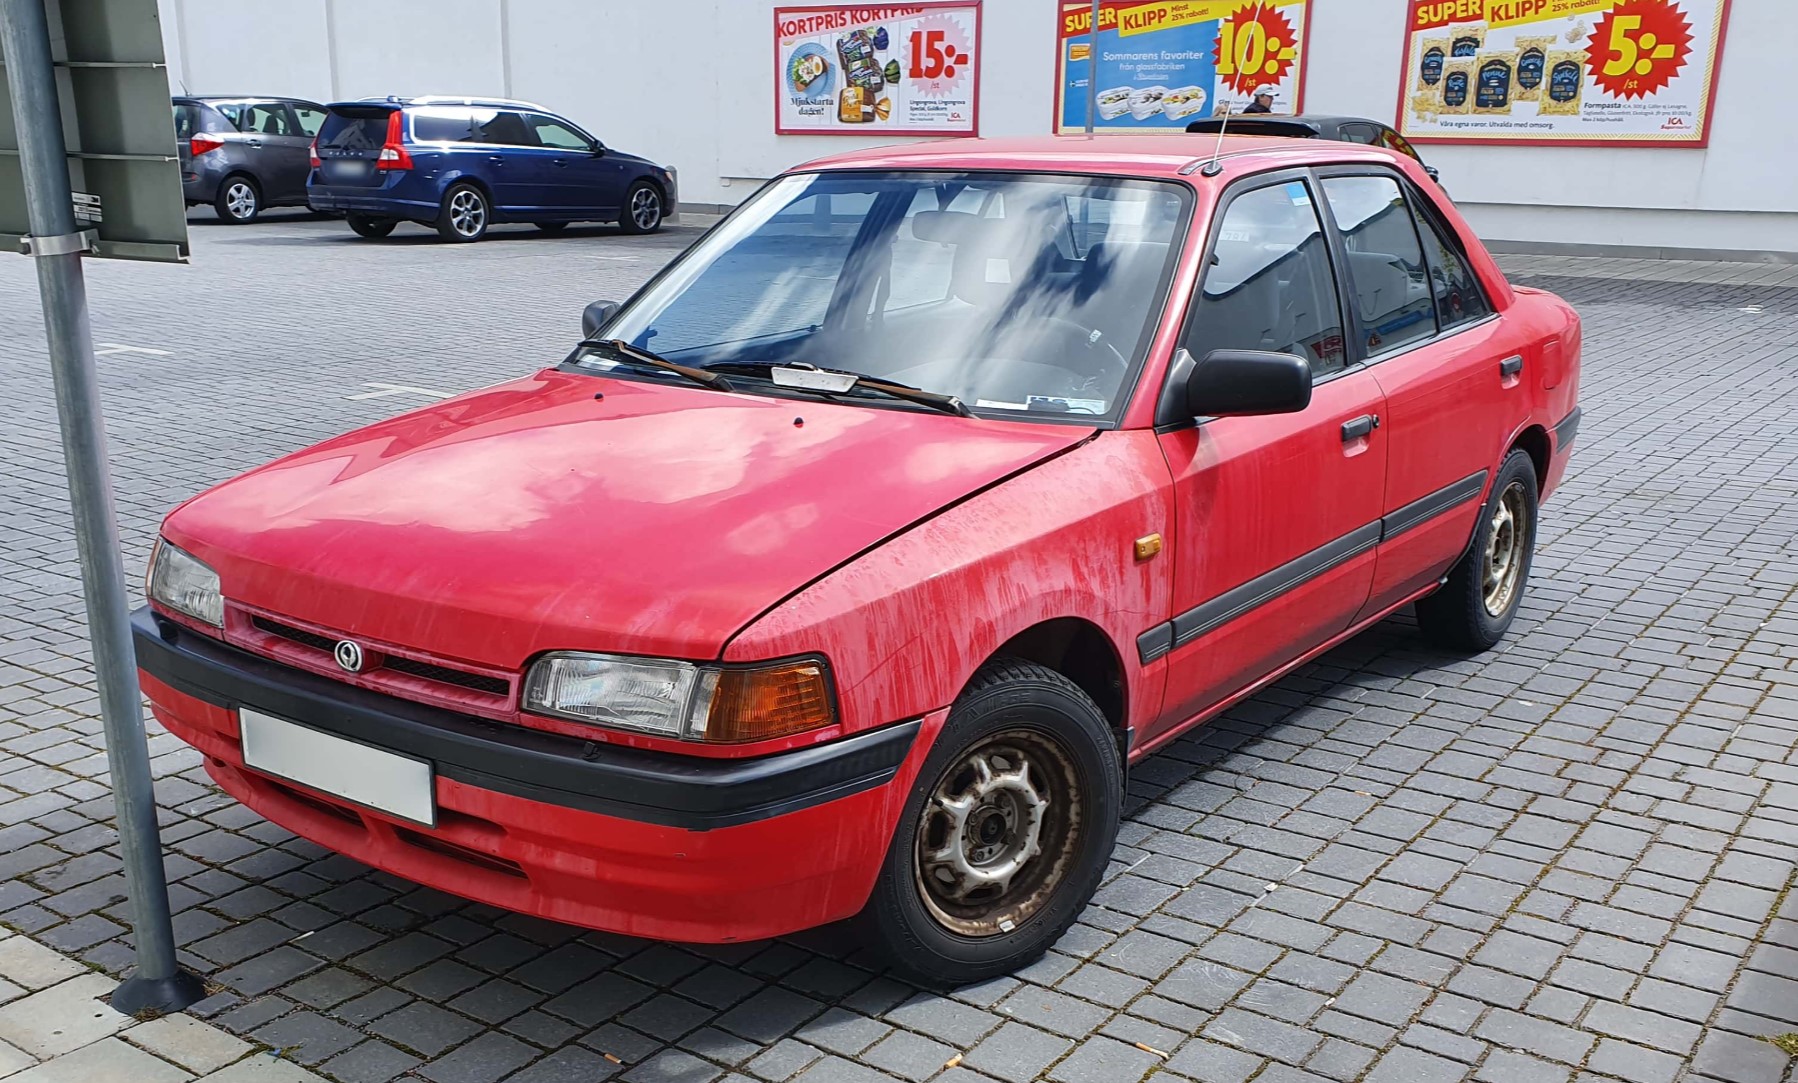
[1474,51,1516,115]
[1097,86,1135,120]
[1439,57,1475,114]
[1539,49,1587,116]
[838,85,874,123]
[1411,87,1440,122]
[837,29,884,90]
[1513,37,1553,102]
[1161,86,1209,120]
[1418,36,1449,87]
[1128,86,1170,121]
[1448,22,1485,58]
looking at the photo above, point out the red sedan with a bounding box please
[136,135,1581,986]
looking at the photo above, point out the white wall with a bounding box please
[159,0,1798,255]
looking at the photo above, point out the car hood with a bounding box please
[164,370,1091,666]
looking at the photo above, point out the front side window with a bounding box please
[528,115,591,150]
[1184,181,1347,377]
[1322,176,1437,356]
[592,172,1191,421]
[1411,195,1494,329]
[218,101,295,136]
[1340,124,1381,145]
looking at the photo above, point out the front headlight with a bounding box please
[523,653,835,743]
[147,540,224,627]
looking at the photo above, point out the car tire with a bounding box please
[347,215,397,239]
[534,221,570,234]
[436,183,489,242]
[618,181,664,235]
[1415,448,1539,652]
[861,658,1121,988]
[213,175,260,223]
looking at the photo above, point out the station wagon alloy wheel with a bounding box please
[913,728,1083,937]
[449,190,486,237]
[631,188,661,230]
[1483,480,1530,617]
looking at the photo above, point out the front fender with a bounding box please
[724,429,1177,737]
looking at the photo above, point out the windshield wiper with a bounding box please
[704,361,974,418]
[576,339,734,392]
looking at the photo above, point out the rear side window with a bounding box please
[1322,176,1437,356]
[471,111,535,146]
[318,109,393,150]
[1185,181,1347,377]
[217,101,298,136]
[410,107,475,142]
[291,104,327,137]
[1410,194,1493,329]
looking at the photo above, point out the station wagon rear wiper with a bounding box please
[576,339,734,392]
[704,361,974,418]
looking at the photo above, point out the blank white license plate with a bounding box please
[239,709,435,826]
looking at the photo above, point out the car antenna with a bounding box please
[1199,0,1265,177]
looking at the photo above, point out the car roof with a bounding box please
[324,95,550,111]
[174,96,318,105]
[795,134,1408,182]
[1185,114,1392,132]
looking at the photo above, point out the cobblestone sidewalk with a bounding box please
[2,218,1797,1082]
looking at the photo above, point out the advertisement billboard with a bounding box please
[1396,0,1732,146]
[774,3,982,135]
[1053,0,1312,134]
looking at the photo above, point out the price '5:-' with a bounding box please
[1588,0,1694,100]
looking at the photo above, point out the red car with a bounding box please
[136,135,1581,986]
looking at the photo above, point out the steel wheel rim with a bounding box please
[1482,481,1529,616]
[630,187,660,229]
[913,728,1083,938]
[226,182,256,218]
[450,190,485,236]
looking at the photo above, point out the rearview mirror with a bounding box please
[581,300,621,340]
[1185,348,1312,418]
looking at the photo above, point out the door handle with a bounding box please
[246,140,263,148]
[1500,355,1524,378]
[1341,414,1380,442]
[488,155,504,163]
[552,159,569,167]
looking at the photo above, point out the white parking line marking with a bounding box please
[346,382,455,401]
[94,343,172,357]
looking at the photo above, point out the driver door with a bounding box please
[1144,174,1387,748]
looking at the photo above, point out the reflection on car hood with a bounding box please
[164,370,1092,665]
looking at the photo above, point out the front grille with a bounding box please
[248,615,512,700]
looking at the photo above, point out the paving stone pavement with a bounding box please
[2,212,1798,1083]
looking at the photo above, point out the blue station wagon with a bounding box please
[307,96,677,242]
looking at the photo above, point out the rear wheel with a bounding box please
[436,183,489,242]
[213,176,260,223]
[347,214,397,239]
[1415,448,1539,651]
[618,181,663,234]
[862,659,1120,987]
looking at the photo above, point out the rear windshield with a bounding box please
[318,108,393,150]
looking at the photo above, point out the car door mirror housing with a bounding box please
[590,142,607,157]
[582,300,622,340]
[1185,348,1313,418]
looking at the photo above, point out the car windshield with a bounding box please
[593,171,1192,421]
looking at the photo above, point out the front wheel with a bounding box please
[436,183,489,242]
[347,214,397,239]
[861,659,1120,987]
[617,181,663,234]
[1415,448,1539,651]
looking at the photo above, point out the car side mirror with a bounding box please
[1185,348,1312,418]
[589,142,607,157]
[581,300,621,340]
[1424,165,1442,182]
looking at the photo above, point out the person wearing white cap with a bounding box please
[1243,84,1277,113]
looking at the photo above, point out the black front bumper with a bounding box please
[132,608,918,830]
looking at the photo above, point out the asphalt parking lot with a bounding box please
[3,208,1798,1083]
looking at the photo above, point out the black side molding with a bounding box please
[1382,471,1487,542]
[1554,407,1582,451]
[133,608,917,831]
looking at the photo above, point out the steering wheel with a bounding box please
[1040,316,1129,389]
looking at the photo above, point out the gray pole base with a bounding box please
[111,969,208,1016]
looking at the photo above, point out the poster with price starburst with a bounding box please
[775,3,981,135]
[1052,1,1312,134]
[1397,0,1733,146]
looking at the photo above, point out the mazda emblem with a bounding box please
[333,639,365,673]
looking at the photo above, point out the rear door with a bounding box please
[1315,168,1512,621]
[468,109,550,213]
[315,105,397,191]
[1145,172,1388,747]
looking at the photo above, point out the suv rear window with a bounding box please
[318,108,394,151]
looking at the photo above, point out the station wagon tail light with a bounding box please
[375,111,412,171]
[190,133,225,157]
[523,653,836,743]
[147,540,223,628]
[308,139,321,169]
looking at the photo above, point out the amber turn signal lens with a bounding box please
[702,661,836,743]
